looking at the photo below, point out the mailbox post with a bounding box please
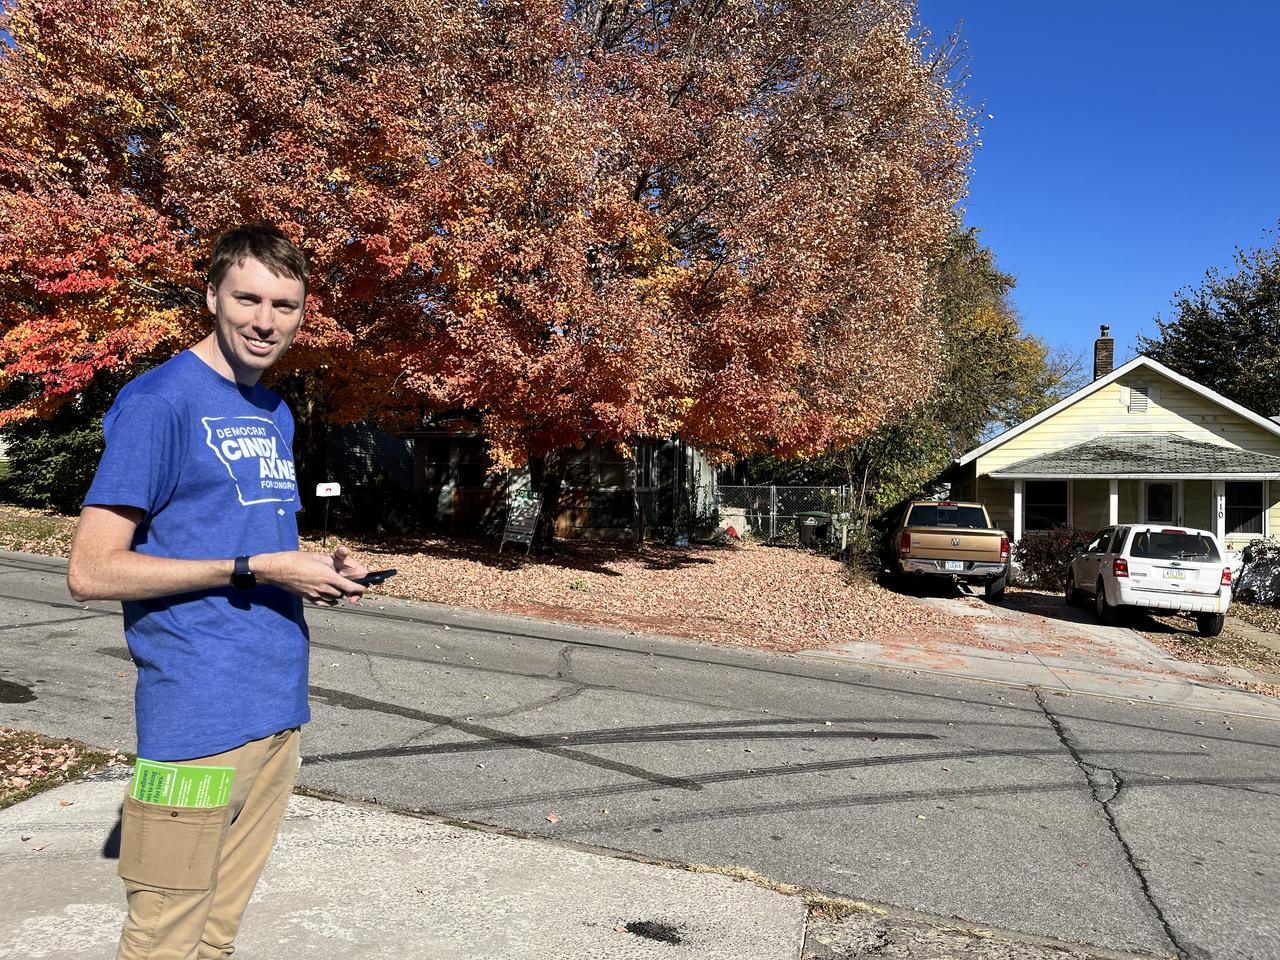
[316,482,341,549]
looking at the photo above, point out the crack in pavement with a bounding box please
[1033,687,1191,960]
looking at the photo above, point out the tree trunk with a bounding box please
[530,451,566,553]
[276,374,327,525]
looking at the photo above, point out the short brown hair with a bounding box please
[207,223,309,296]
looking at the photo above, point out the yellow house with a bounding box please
[950,328,1280,551]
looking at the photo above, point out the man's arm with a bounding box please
[67,505,366,606]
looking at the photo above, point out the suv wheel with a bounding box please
[1196,613,1226,637]
[1095,581,1116,625]
[1065,571,1080,606]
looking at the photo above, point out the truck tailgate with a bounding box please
[908,528,1005,563]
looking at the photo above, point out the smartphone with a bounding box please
[351,568,397,587]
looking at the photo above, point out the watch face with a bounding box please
[232,557,255,590]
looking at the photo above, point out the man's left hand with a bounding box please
[331,545,369,603]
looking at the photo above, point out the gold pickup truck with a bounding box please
[889,501,1010,602]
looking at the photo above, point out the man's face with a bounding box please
[205,257,305,384]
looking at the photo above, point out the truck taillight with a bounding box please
[899,531,911,555]
[1221,567,1232,586]
[1113,558,1129,578]
[999,536,1009,561]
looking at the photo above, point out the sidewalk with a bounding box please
[1,768,1162,960]
[1,766,803,959]
[803,588,1280,721]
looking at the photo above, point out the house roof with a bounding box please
[957,355,1280,467]
[988,433,1280,480]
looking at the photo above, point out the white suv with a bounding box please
[1065,524,1232,636]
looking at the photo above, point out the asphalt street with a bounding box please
[2,549,1277,959]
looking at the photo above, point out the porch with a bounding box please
[970,434,1280,549]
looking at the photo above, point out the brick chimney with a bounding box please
[1093,324,1115,380]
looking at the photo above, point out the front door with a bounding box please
[1145,481,1176,524]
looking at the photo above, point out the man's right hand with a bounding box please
[254,551,366,606]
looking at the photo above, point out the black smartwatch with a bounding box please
[231,555,256,591]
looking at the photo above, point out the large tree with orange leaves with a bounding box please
[0,0,972,486]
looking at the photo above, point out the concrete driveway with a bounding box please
[806,583,1280,720]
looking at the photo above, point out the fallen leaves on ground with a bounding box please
[300,532,985,653]
[1230,602,1280,636]
[0,504,77,556]
[1138,611,1280,675]
[1,728,125,809]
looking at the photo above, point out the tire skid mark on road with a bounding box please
[0,613,113,632]
[303,684,708,792]
[3,565,1277,749]
[458,744,1203,813]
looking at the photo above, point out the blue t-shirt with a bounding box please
[84,350,310,761]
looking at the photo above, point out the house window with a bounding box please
[456,439,489,489]
[422,438,451,486]
[598,444,629,488]
[1024,480,1069,530]
[563,447,592,487]
[1225,481,1264,536]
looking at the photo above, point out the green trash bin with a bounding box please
[796,511,832,546]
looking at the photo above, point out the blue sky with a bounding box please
[915,1,1280,367]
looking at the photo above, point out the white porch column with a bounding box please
[1108,479,1119,525]
[1213,479,1226,542]
[1013,479,1024,543]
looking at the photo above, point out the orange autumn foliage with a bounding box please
[0,0,972,466]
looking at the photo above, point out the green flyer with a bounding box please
[129,759,234,808]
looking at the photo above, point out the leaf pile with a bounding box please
[1,727,124,810]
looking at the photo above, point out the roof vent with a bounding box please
[1128,383,1149,414]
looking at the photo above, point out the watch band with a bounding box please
[231,555,256,591]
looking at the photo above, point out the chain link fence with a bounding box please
[715,485,853,543]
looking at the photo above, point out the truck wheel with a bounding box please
[1065,571,1080,606]
[1196,613,1226,637]
[983,576,1006,604]
[1095,581,1117,625]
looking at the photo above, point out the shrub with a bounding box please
[0,420,104,514]
[1013,526,1095,591]
[1237,536,1280,606]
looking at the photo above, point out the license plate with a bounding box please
[1164,570,1186,580]
[945,561,964,572]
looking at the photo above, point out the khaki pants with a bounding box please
[116,728,301,960]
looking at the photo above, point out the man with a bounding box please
[67,223,367,960]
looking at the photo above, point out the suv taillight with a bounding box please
[1113,558,1129,578]
[1221,567,1232,586]
[999,536,1009,562]
[899,531,911,555]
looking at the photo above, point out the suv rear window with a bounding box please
[907,505,989,529]
[1129,531,1221,562]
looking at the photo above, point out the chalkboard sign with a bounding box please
[500,491,542,554]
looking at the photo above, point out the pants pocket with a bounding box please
[117,796,228,891]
